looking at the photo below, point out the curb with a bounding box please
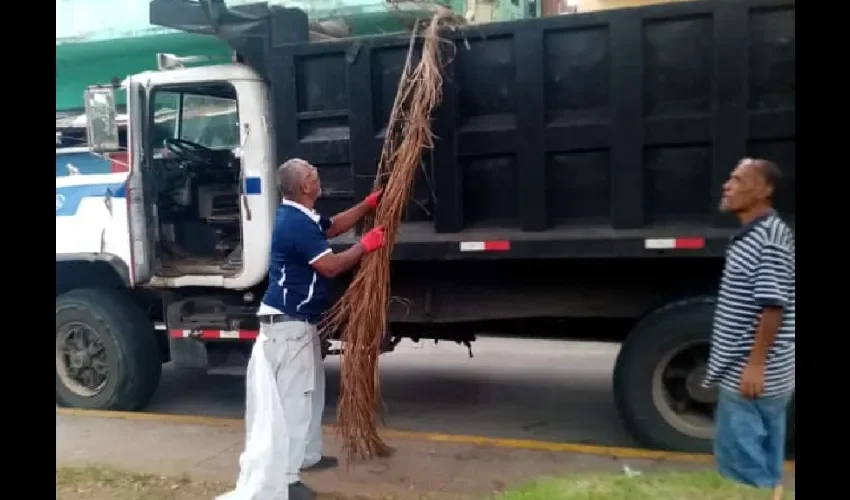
[56,407,795,471]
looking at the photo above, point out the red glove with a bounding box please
[364,189,383,209]
[359,226,386,253]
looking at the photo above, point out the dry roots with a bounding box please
[320,8,460,461]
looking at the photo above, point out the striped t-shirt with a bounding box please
[703,211,795,397]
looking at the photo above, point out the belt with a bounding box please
[258,314,296,325]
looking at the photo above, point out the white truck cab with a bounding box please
[58,59,277,291]
[55,56,282,412]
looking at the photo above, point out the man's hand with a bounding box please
[739,362,765,399]
[364,189,383,210]
[359,226,386,254]
[326,189,384,238]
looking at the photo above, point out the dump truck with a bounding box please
[55,0,795,453]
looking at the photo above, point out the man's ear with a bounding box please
[759,181,774,201]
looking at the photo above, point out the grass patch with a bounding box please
[493,471,793,500]
[57,466,231,500]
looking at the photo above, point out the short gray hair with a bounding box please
[277,158,310,198]
[741,157,782,199]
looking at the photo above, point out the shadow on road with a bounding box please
[148,338,636,447]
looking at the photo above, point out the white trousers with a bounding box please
[216,320,325,500]
[300,324,325,469]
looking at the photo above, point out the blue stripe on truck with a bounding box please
[56,151,114,177]
[245,177,261,194]
[56,182,126,217]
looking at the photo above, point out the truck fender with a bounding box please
[56,252,131,296]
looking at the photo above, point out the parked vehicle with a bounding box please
[55,0,795,453]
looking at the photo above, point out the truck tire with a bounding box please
[56,288,162,411]
[613,296,718,453]
[614,296,796,454]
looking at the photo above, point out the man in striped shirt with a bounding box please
[704,158,795,500]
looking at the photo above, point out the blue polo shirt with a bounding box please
[259,200,333,323]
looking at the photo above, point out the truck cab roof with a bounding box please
[132,63,264,88]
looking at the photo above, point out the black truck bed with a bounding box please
[151,0,795,260]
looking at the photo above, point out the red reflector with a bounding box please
[484,240,511,251]
[675,238,705,249]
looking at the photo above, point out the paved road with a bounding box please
[147,337,639,447]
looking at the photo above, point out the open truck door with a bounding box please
[84,81,155,285]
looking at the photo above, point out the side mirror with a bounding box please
[83,86,119,153]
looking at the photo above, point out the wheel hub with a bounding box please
[69,351,90,370]
[685,366,716,404]
[56,323,109,398]
[651,340,716,440]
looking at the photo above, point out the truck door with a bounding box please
[84,82,155,284]
[124,78,156,284]
[84,81,157,285]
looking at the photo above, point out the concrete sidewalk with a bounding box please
[56,412,793,499]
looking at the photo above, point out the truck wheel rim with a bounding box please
[56,322,109,398]
[651,340,717,440]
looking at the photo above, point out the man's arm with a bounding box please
[749,306,783,367]
[749,242,791,365]
[311,244,366,278]
[306,226,386,279]
[740,240,791,397]
[326,189,382,238]
[326,201,371,239]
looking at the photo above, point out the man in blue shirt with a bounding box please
[704,158,795,500]
[225,158,385,500]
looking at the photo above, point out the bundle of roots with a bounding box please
[320,8,460,461]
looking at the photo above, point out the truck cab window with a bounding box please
[180,94,239,149]
[152,91,178,150]
[150,92,239,153]
[148,84,243,276]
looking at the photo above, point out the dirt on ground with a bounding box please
[58,467,226,500]
[57,466,464,500]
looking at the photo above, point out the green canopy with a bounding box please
[56,1,471,112]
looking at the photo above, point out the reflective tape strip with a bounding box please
[459,240,511,252]
[644,237,705,250]
[169,329,259,340]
